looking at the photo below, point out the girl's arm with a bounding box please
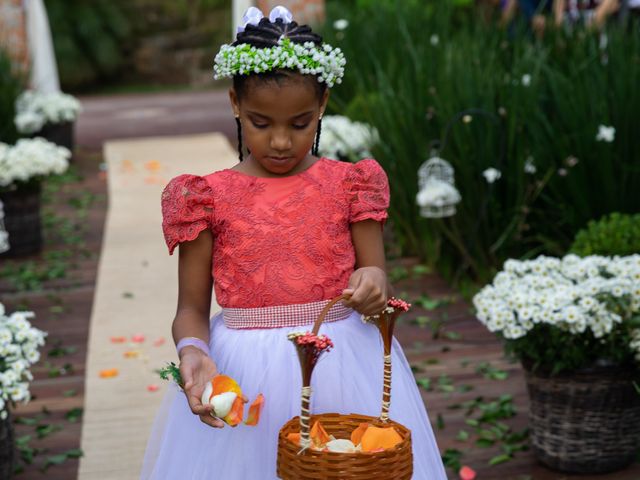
[172,228,214,357]
[343,219,390,316]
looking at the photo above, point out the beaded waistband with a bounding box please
[222,299,353,329]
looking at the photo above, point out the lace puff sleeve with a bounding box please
[161,174,215,255]
[344,159,390,225]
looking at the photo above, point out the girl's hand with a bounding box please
[179,348,225,428]
[342,266,388,316]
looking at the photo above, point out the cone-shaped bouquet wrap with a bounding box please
[277,295,414,480]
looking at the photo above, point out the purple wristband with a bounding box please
[176,337,210,357]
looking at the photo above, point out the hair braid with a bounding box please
[235,116,243,162]
[313,118,322,157]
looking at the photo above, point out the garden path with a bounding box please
[77,133,236,479]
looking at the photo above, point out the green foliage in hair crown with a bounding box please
[213,37,346,88]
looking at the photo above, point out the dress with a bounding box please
[140,158,447,480]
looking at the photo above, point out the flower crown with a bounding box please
[213,6,346,88]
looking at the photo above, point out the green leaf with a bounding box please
[437,413,445,429]
[456,429,469,441]
[65,408,83,422]
[488,453,512,465]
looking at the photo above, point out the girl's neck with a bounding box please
[232,154,320,178]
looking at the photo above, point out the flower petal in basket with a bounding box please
[360,424,403,452]
[310,420,331,448]
[350,422,369,445]
[244,393,265,426]
[326,439,358,453]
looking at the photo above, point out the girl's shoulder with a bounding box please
[316,157,387,183]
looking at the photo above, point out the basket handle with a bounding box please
[311,293,350,336]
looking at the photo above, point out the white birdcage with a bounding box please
[416,156,461,218]
[0,199,9,254]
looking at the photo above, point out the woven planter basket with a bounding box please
[33,121,74,156]
[0,409,15,480]
[277,295,413,480]
[0,182,42,258]
[525,363,640,474]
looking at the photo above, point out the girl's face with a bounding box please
[229,74,329,176]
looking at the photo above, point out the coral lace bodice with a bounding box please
[161,158,389,308]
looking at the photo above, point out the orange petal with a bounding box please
[99,368,119,378]
[123,350,139,358]
[459,466,477,480]
[351,422,370,446]
[310,420,331,448]
[222,395,245,426]
[110,336,126,343]
[360,425,403,452]
[212,374,243,396]
[244,394,264,426]
[287,433,300,446]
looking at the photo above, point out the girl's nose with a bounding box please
[269,128,292,151]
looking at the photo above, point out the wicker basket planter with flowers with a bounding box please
[0,302,47,479]
[14,90,81,155]
[0,138,70,258]
[473,254,640,473]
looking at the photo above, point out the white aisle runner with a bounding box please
[79,133,236,479]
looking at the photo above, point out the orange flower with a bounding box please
[201,375,264,427]
[287,432,301,445]
[244,394,264,426]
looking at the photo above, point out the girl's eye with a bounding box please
[251,121,269,129]
[293,123,310,130]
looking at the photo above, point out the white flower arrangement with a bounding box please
[0,138,70,188]
[317,115,379,162]
[14,90,82,134]
[214,37,346,88]
[473,254,640,371]
[0,302,47,420]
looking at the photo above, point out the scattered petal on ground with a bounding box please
[99,368,119,378]
[124,350,140,358]
[110,336,126,343]
[459,466,477,480]
[147,384,160,392]
[153,337,166,347]
[131,334,145,343]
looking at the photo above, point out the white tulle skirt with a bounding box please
[140,309,447,479]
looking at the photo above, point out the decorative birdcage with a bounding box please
[0,200,9,254]
[416,155,461,218]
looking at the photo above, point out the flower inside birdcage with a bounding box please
[416,156,461,218]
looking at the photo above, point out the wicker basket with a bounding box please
[525,363,640,474]
[277,295,413,480]
[0,408,15,480]
[0,181,42,258]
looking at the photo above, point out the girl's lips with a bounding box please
[268,157,293,164]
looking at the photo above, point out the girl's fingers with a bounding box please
[200,413,225,429]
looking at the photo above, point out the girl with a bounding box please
[140,6,446,479]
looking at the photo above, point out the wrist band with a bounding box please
[176,337,210,357]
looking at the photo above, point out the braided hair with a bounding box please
[232,18,327,161]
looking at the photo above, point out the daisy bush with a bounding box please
[473,254,640,374]
[14,90,82,135]
[0,138,70,189]
[0,302,47,420]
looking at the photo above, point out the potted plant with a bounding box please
[0,302,47,479]
[14,90,81,154]
[0,138,70,257]
[473,254,640,473]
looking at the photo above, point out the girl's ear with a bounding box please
[229,88,241,117]
[320,88,330,117]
